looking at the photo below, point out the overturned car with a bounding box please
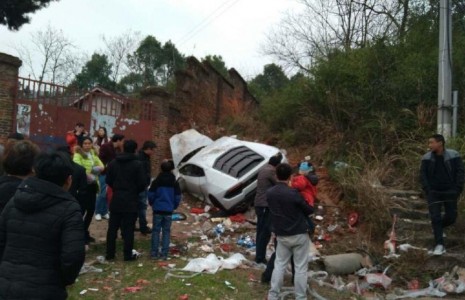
[170,129,286,212]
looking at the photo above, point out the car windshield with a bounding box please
[213,146,264,178]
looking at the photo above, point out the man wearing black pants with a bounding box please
[420,134,465,256]
[105,140,146,261]
[254,155,282,264]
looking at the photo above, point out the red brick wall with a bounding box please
[0,53,21,143]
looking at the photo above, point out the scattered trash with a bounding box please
[347,212,359,227]
[383,215,398,259]
[181,253,247,274]
[132,249,142,258]
[79,289,87,295]
[327,224,338,232]
[229,213,246,223]
[136,279,150,285]
[365,266,392,289]
[224,280,236,290]
[323,253,366,275]
[214,224,225,237]
[200,244,214,253]
[172,212,187,221]
[408,279,420,290]
[179,294,189,300]
[190,207,204,214]
[398,243,428,252]
[79,264,103,274]
[87,288,99,292]
[123,286,142,293]
[96,255,106,264]
[237,235,255,248]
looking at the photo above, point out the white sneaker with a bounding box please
[95,214,102,221]
[433,244,446,256]
[103,213,110,220]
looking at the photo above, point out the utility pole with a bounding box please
[437,0,452,138]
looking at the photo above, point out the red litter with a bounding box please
[179,294,189,300]
[123,286,142,293]
[190,207,204,214]
[229,213,246,223]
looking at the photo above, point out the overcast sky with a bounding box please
[0,0,300,80]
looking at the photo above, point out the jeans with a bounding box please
[151,214,172,258]
[427,190,459,246]
[106,211,138,260]
[255,206,271,263]
[268,233,309,300]
[95,175,108,215]
[138,191,149,230]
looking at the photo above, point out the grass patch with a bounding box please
[68,239,269,300]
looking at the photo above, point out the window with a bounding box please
[179,164,205,177]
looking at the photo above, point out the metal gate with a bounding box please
[15,77,155,150]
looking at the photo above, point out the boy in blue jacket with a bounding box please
[148,160,181,260]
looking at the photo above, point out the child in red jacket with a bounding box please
[291,162,318,233]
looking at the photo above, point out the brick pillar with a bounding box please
[140,87,171,177]
[0,53,22,142]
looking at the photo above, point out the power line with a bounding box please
[176,0,241,47]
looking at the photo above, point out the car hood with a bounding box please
[170,129,213,167]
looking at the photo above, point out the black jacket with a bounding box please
[0,176,22,214]
[267,182,314,236]
[106,153,146,213]
[69,162,87,200]
[420,149,465,194]
[138,150,152,187]
[0,176,85,300]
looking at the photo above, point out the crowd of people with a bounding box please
[0,125,461,299]
[0,122,181,299]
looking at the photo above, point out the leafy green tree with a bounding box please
[202,55,229,78]
[127,35,185,87]
[72,53,115,90]
[248,63,289,100]
[1,0,58,30]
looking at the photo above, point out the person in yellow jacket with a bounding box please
[73,136,104,244]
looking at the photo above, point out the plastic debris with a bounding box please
[79,289,87,295]
[200,245,214,253]
[96,255,106,264]
[236,235,255,248]
[398,243,428,252]
[224,280,236,290]
[79,264,103,274]
[214,224,225,237]
[229,213,246,223]
[365,266,392,289]
[181,253,247,274]
[123,286,142,293]
[179,294,189,300]
[190,207,204,214]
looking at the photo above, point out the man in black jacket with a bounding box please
[0,140,39,214]
[420,134,465,255]
[266,163,313,300]
[137,140,156,234]
[0,151,86,300]
[105,140,146,261]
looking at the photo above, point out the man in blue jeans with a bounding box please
[137,141,157,234]
[420,134,464,255]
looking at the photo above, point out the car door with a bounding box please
[178,163,208,201]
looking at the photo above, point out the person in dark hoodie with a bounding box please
[136,140,156,235]
[105,140,146,261]
[56,146,87,208]
[0,151,86,300]
[0,140,39,213]
[148,160,181,260]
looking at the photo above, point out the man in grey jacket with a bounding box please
[254,154,282,264]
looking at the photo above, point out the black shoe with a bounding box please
[261,272,270,284]
[140,228,152,235]
[124,254,138,261]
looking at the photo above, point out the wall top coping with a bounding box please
[0,52,22,68]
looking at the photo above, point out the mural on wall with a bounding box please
[91,111,117,138]
[16,104,31,136]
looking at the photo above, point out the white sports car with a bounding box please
[170,129,286,212]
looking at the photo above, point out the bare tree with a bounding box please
[101,30,141,83]
[16,24,77,85]
[262,0,412,72]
